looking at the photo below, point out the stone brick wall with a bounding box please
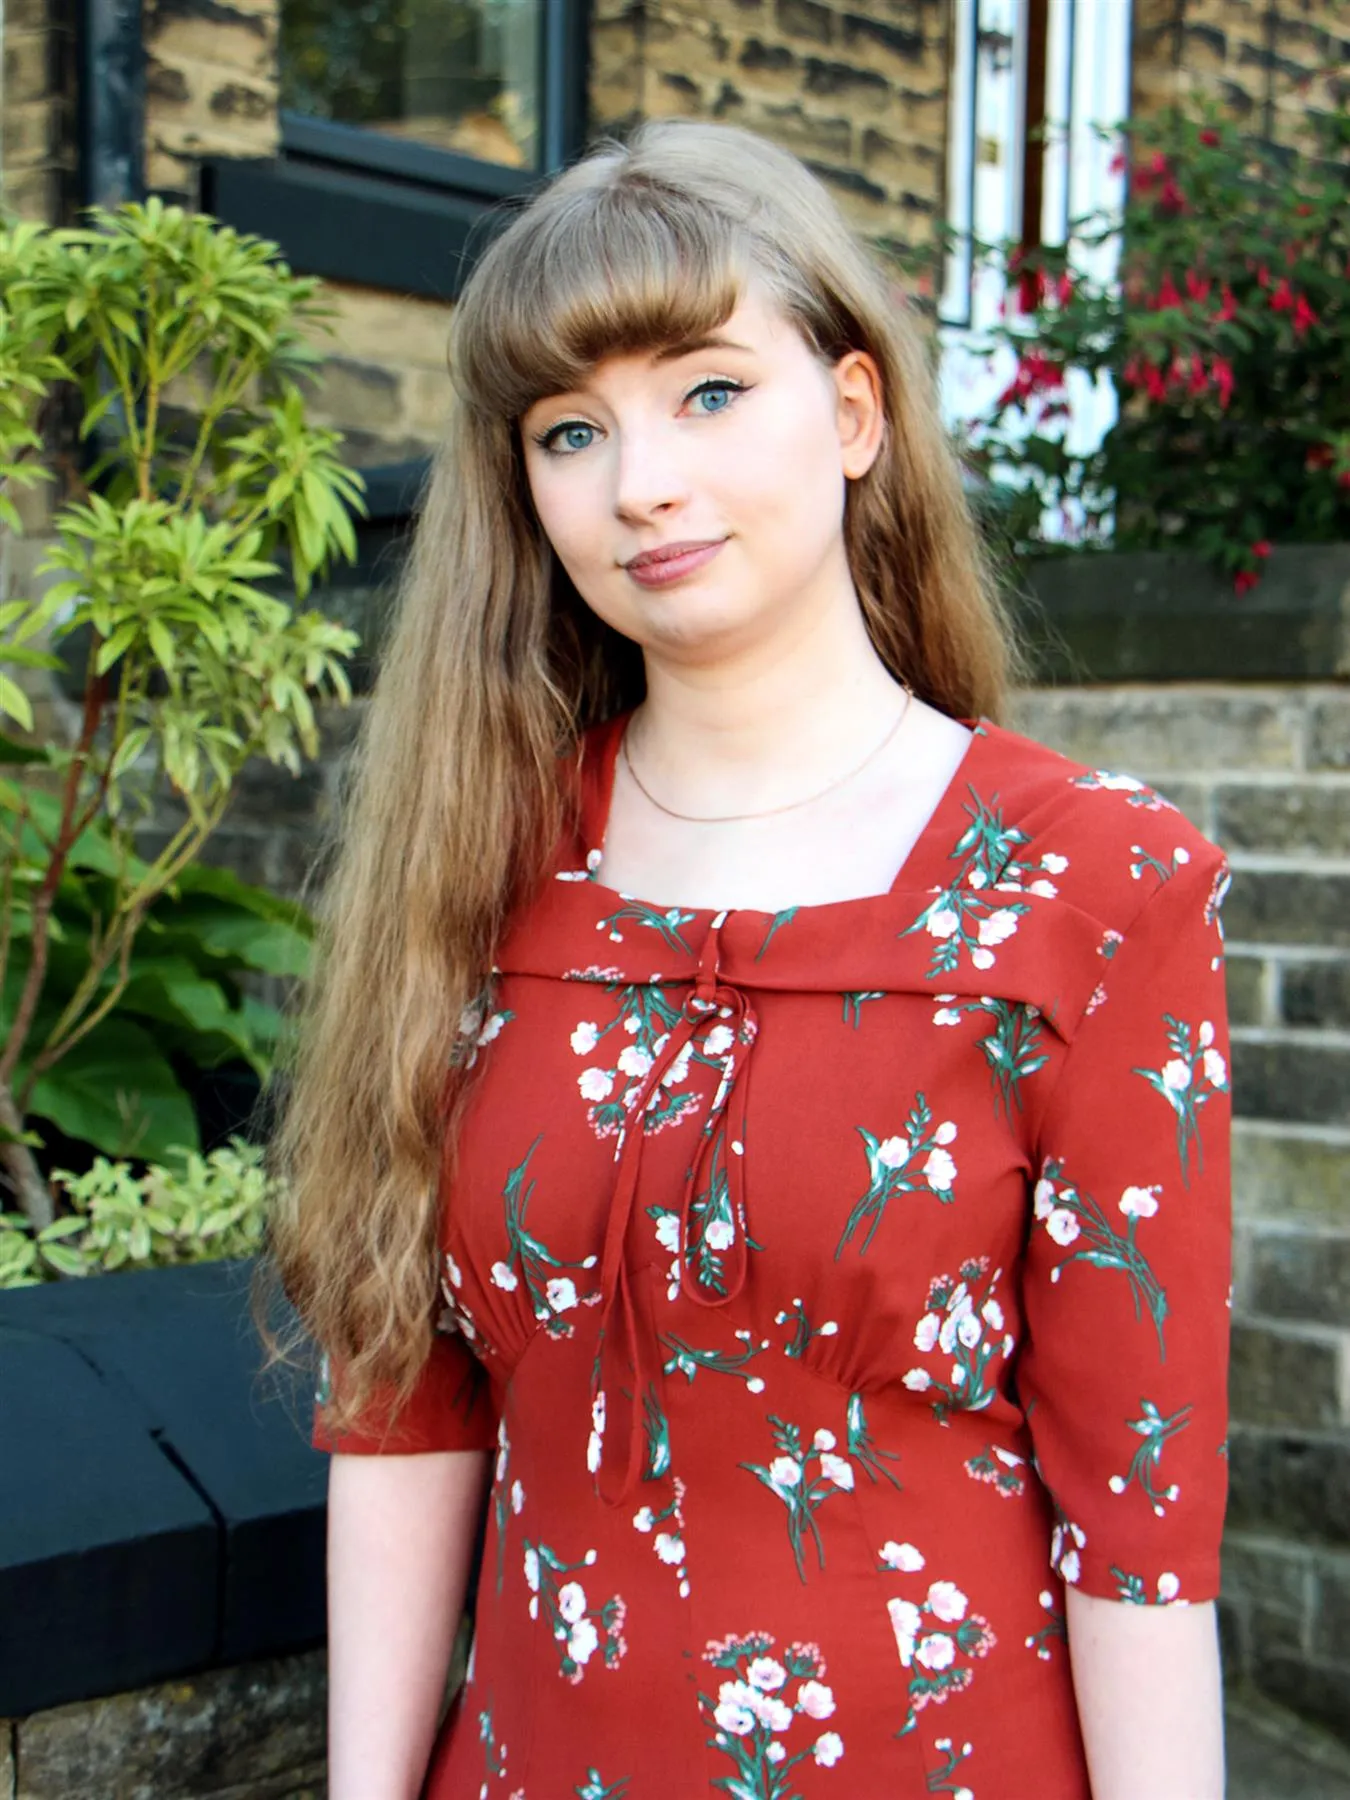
[2,0,76,224]
[1009,683,1350,1745]
[143,0,280,205]
[1131,0,1350,145]
[590,0,951,256]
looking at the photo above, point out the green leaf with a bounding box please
[25,1017,200,1162]
[0,675,33,731]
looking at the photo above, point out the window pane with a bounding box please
[280,0,542,172]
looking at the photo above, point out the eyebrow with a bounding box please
[652,333,755,362]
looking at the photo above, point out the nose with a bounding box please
[612,418,690,524]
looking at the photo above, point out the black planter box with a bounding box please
[0,1259,327,1717]
[1015,544,1350,683]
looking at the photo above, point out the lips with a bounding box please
[623,538,726,588]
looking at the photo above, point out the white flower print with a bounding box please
[558,1580,587,1624]
[1119,1184,1160,1219]
[1162,1058,1192,1092]
[927,1581,968,1623]
[1157,1572,1181,1601]
[1046,1208,1081,1246]
[578,1066,614,1102]
[916,1632,955,1671]
[914,1313,941,1353]
[654,1532,685,1566]
[652,1209,681,1254]
[705,1218,736,1251]
[977,908,1020,948]
[490,1260,519,1292]
[812,1429,837,1451]
[523,1545,540,1593]
[1199,1019,1214,1046]
[570,1021,600,1055]
[814,1731,845,1767]
[797,1680,835,1719]
[445,1252,464,1288]
[768,1455,802,1492]
[927,908,960,940]
[568,1616,601,1666]
[704,1023,735,1056]
[633,1507,654,1533]
[934,1120,958,1146]
[1041,852,1069,873]
[876,1134,911,1169]
[747,1656,787,1691]
[1203,1047,1227,1088]
[510,1480,524,1515]
[903,1368,932,1391]
[819,1453,855,1491]
[1051,1515,1087,1586]
[545,1276,578,1313]
[616,1043,653,1079]
[586,1391,606,1476]
[880,1541,926,1572]
[933,1006,963,1027]
[714,1688,757,1736]
[887,1598,923,1665]
[924,1147,958,1192]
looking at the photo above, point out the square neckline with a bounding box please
[576,707,992,922]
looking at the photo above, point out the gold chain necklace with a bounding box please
[619,684,915,825]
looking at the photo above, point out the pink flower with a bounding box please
[1293,294,1318,335]
[1211,356,1234,410]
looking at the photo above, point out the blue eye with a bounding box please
[688,380,741,415]
[540,420,597,455]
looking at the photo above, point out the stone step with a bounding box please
[1008,686,1322,776]
[1231,1027,1350,1130]
[1213,777,1350,857]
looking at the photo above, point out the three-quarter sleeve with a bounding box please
[311,1325,499,1455]
[1021,846,1232,1605]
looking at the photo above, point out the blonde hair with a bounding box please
[259,119,1017,1435]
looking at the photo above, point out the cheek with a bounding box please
[527,466,603,572]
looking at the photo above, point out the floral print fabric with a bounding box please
[312,714,1233,1798]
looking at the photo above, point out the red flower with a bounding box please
[1293,295,1318,335]
[996,350,1065,409]
[1185,270,1212,304]
[1054,271,1074,307]
[1295,202,1313,216]
[1187,354,1209,396]
[1306,444,1334,471]
[1270,276,1294,312]
[1211,356,1235,410]
[1234,570,1259,596]
[1339,470,1350,490]
[1159,177,1186,212]
[1214,285,1238,324]
[1154,272,1183,311]
[1199,128,1220,147]
[1252,540,1272,559]
[1109,148,1127,175]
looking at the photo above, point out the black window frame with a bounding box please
[199,0,591,304]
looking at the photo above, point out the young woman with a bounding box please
[271,121,1231,1800]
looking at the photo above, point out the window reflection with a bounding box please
[280,0,542,171]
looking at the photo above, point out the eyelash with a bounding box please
[533,377,749,456]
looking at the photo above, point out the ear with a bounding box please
[833,348,885,480]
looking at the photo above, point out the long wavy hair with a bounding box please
[259,119,1017,1436]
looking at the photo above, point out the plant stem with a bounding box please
[0,1082,52,1229]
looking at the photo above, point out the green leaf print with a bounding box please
[685,1127,761,1294]
[1035,1157,1169,1358]
[597,898,698,951]
[576,1772,630,1800]
[523,1540,627,1681]
[776,1297,840,1359]
[661,1328,768,1392]
[642,1382,672,1480]
[846,1393,902,1490]
[902,1258,1011,1423]
[1132,1013,1228,1185]
[1109,1565,1184,1605]
[740,1416,856,1583]
[756,908,799,961]
[1024,1588,1066,1661]
[478,1700,507,1780]
[932,994,1049,1117]
[926,1737,977,1794]
[898,788,1044,978]
[700,1631,844,1797]
[841,990,886,1027]
[1109,1398,1191,1514]
[836,1094,959,1258]
[497,1137,599,1338]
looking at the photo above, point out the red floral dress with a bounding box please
[313,713,1233,1800]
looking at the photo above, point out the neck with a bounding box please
[631,586,908,804]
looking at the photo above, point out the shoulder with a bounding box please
[967,719,1228,939]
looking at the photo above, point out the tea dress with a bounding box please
[313,712,1233,1800]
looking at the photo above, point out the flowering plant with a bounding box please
[964,94,1350,590]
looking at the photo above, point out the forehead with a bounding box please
[523,288,804,407]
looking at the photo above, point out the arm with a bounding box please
[1067,1588,1224,1800]
[326,1447,490,1800]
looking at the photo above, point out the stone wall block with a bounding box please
[1222,869,1350,950]
[1005,688,1303,776]
[146,50,278,149]
[2,99,60,169]
[1230,1032,1350,1128]
[1281,959,1350,1031]
[1308,695,1350,772]
[1313,1556,1350,1663]
[1245,1228,1350,1331]
[12,1650,326,1800]
[1223,1529,1316,1642]
[1227,1427,1350,1547]
[305,357,402,434]
[1212,780,1350,855]
[307,286,454,378]
[801,57,893,111]
[0,164,60,224]
[4,31,54,107]
[1233,1124,1350,1226]
[757,100,852,160]
[149,10,278,80]
[1229,1320,1345,1431]
[1247,1647,1350,1751]
[1225,953,1268,1028]
[775,0,835,46]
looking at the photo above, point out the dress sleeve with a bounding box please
[1022,845,1232,1605]
[311,1326,499,1455]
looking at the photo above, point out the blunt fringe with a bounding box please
[258,119,1018,1437]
